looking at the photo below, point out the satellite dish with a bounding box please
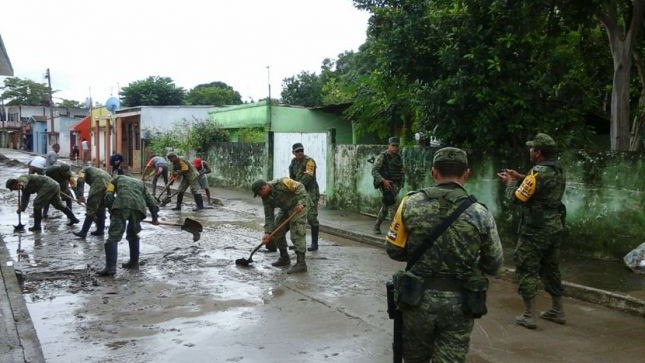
[105,97,120,113]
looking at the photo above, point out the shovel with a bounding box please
[235,209,300,266]
[14,189,26,233]
[142,218,203,242]
[155,177,176,204]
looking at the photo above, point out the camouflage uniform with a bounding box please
[260,178,310,254]
[289,146,320,251]
[372,145,405,224]
[14,174,79,230]
[45,163,74,211]
[506,160,566,299]
[386,147,503,363]
[168,154,204,211]
[98,175,159,276]
[74,167,112,237]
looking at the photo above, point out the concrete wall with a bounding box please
[203,140,643,259]
[140,106,212,134]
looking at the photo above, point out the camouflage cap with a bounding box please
[388,137,400,145]
[251,179,266,197]
[5,178,17,189]
[292,142,304,151]
[526,133,556,149]
[432,147,468,166]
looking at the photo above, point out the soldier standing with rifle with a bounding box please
[288,142,320,251]
[385,147,503,362]
[372,136,405,234]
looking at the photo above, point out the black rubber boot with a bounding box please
[122,237,140,270]
[271,248,291,267]
[29,209,42,232]
[192,194,205,211]
[308,226,319,251]
[63,207,80,226]
[373,218,383,235]
[287,252,307,274]
[73,217,93,238]
[42,204,50,219]
[97,242,117,276]
[171,193,184,211]
[91,211,106,236]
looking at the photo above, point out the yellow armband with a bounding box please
[106,182,115,193]
[281,178,300,191]
[514,171,538,202]
[386,196,409,247]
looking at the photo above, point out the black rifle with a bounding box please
[386,280,403,363]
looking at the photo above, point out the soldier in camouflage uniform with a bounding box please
[497,133,567,329]
[167,152,205,211]
[386,147,503,363]
[73,166,112,238]
[372,136,405,234]
[288,142,320,251]
[252,178,309,274]
[43,163,74,218]
[5,175,80,232]
[97,175,159,276]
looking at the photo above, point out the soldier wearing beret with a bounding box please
[288,142,321,251]
[372,136,405,234]
[497,133,567,329]
[386,147,503,362]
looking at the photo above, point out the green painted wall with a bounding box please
[204,140,644,259]
[328,145,644,259]
[208,101,354,144]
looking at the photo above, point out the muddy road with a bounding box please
[0,152,396,362]
[1,150,644,363]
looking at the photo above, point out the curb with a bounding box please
[0,237,45,363]
[320,225,645,318]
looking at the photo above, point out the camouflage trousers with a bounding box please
[273,206,308,254]
[106,209,142,245]
[177,176,201,195]
[513,232,565,299]
[33,185,66,211]
[307,192,319,227]
[377,183,402,221]
[401,289,474,363]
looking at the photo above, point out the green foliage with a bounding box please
[344,0,610,150]
[237,127,265,143]
[186,81,243,106]
[280,71,323,106]
[56,99,85,108]
[120,76,185,107]
[0,77,52,105]
[148,119,230,156]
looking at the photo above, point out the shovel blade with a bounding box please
[235,258,252,266]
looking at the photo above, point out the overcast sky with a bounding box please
[0,0,369,106]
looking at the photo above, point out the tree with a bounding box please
[0,77,51,105]
[280,71,324,106]
[56,99,84,108]
[348,0,607,149]
[186,81,243,106]
[120,76,185,107]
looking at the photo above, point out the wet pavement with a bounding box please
[0,148,643,363]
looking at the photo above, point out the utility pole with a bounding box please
[45,68,55,146]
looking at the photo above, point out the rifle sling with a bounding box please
[405,195,476,271]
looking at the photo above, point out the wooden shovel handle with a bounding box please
[266,209,301,240]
